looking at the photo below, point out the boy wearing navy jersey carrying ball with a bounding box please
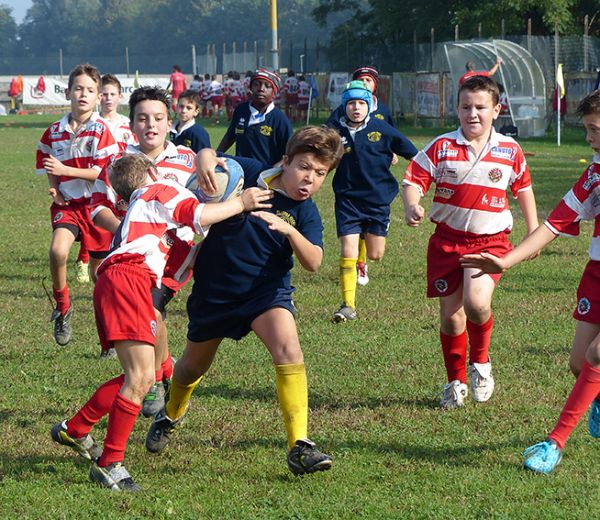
[146,126,344,475]
[328,81,418,323]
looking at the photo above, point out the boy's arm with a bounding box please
[197,188,273,228]
[47,174,68,206]
[402,184,425,227]
[252,211,323,271]
[517,188,539,235]
[43,155,101,181]
[391,129,418,160]
[461,224,557,276]
[93,207,121,234]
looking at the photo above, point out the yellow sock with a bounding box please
[340,257,358,308]
[275,363,308,448]
[165,375,203,420]
[358,237,367,264]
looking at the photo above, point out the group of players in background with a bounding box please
[36,59,600,491]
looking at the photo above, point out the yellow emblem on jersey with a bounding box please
[184,139,192,148]
[375,113,384,120]
[367,131,382,142]
[344,146,352,154]
[276,210,296,227]
[260,125,273,137]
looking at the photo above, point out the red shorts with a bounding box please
[161,235,195,294]
[574,260,600,323]
[285,94,299,105]
[210,96,223,106]
[427,226,512,298]
[94,263,157,350]
[51,201,113,253]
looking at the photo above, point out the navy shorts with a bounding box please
[334,196,390,237]
[187,288,297,343]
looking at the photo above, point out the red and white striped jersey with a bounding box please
[90,141,196,221]
[243,76,252,98]
[208,80,223,97]
[283,77,299,94]
[545,158,600,260]
[36,112,119,203]
[223,78,235,96]
[404,128,532,235]
[231,79,243,100]
[298,80,310,104]
[201,79,212,101]
[100,179,206,288]
[103,113,137,152]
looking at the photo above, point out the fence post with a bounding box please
[304,37,308,73]
[289,40,293,70]
[478,23,482,39]
[455,24,459,41]
[554,22,559,72]
[584,14,589,72]
[413,30,418,73]
[501,19,505,39]
[192,44,196,75]
[527,18,532,53]
[232,41,237,71]
[59,48,64,78]
[254,40,258,69]
[316,38,320,72]
[243,41,248,72]
[430,27,434,72]
[125,47,130,77]
[207,44,211,74]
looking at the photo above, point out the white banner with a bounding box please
[23,76,170,106]
[326,72,349,110]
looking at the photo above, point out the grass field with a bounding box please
[0,113,598,519]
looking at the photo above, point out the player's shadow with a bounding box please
[0,454,89,483]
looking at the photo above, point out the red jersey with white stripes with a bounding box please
[545,158,600,260]
[90,141,196,220]
[99,179,207,288]
[36,112,119,203]
[224,78,235,96]
[298,80,310,105]
[104,113,137,152]
[404,128,532,236]
[283,77,299,94]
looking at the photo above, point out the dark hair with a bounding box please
[173,65,181,72]
[68,63,101,90]
[576,90,600,117]
[285,126,344,172]
[101,73,122,93]
[177,89,200,107]
[457,75,499,106]
[129,86,170,121]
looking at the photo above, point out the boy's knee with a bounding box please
[367,251,384,261]
[271,342,304,365]
[49,244,69,263]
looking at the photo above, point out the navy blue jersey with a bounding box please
[191,170,323,305]
[223,102,293,164]
[327,98,395,127]
[329,117,418,205]
[170,122,211,153]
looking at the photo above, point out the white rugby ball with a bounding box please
[186,157,244,203]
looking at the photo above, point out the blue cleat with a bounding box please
[589,399,600,438]
[523,439,562,474]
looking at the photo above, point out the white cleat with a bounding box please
[440,380,468,409]
[469,362,495,402]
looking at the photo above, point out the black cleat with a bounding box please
[287,438,332,475]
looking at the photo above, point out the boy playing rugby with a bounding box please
[461,89,600,474]
[328,81,417,322]
[51,154,272,491]
[36,63,119,346]
[403,76,538,409]
[146,126,343,475]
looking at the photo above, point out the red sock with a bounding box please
[202,107,207,118]
[77,245,89,263]
[467,315,493,364]
[161,355,173,380]
[209,109,213,118]
[549,362,600,449]
[98,393,141,467]
[53,285,70,314]
[440,330,468,383]
[66,375,125,438]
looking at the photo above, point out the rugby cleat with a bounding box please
[287,439,332,475]
[523,439,562,474]
[332,304,357,323]
[51,305,73,346]
[75,260,90,283]
[89,462,140,492]
[51,420,102,461]
[146,406,188,453]
[141,382,166,418]
[468,362,495,402]
[356,262,369,286]
[440,380,468,409]
[589,399,600,438]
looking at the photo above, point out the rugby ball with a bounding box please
[185,157,244,203]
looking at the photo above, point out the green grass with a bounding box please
[0,114,597,518]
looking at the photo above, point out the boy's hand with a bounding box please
[194,150,227,194]
[391,153,399,166]
[405,204,425,226]
[239,187,273,211]
[48,187,68,206]
[251,210,293,236]
[460,252,507,278]
[43,156,67,177]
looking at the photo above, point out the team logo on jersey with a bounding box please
[53,212,64,223]
[577,297,591,315]
[488,168,503,183]
[367,131,382,143]
[150,320,157,336]
[490,146,516,161]
[260,125,273,137]
[276,210,297,227]
[116,199,129,212]
[583,168,600,191]
[375,114,384,120]
[434,279,448,293]
[344,146,353,154]
[183,139,192,148]
[161,233,175,247]
[437,141,458,159]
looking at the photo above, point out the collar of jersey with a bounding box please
[248,102,275,126]
[257,166,289,196]
[456,127,501,148]
[172,118,195,136]
[340,114,370,133]
[127,141,179,163]
[61,111,100,133]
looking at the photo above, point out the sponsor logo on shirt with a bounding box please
[150,320,157,336]
[436,141,458,159]
[488,167,503,183]
[260,125,273,137]
[578,297,591,315]
[235,128,245,134]
[162,172,178,181]
[440,167,457,179]
[173,153,194,169]
[490,146,516,160]
[367,131,382,142]
[583,168,600,191]
[481,194,506,208]
[435,186,454,199]
[434,279,448,293]
[276,210,297,228]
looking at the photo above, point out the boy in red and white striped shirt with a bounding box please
[403,76,538,409]
[36,63,119,346]
[461,89,600,473]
